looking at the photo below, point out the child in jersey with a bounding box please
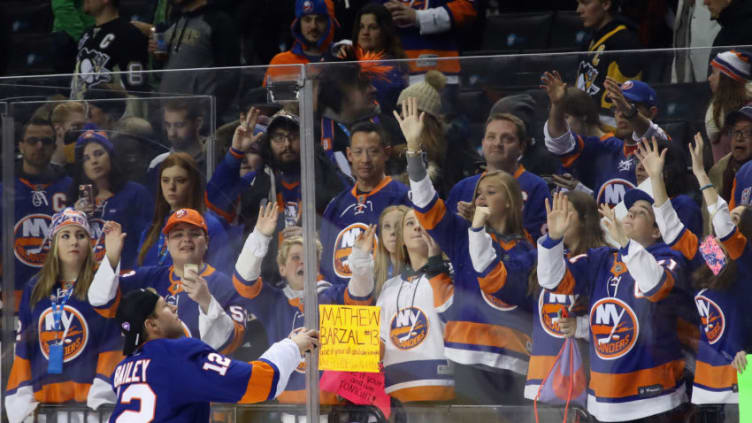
[350,214,455,402]
[88,209,246,355]
[232,202,374,403]
[394,97,535,404]
[5,208,121,423]
[110,288,319,423]
[636,134,752,414]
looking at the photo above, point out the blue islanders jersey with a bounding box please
[320,177,410,285]
[87,181,153,270]
[0,172,71,309]
[110,338,293,423]
[445,165,551,240]
[730,160,752,209]
[106,264,247,355]
[232,271,371,403]
[6,278,122,409]
[558,132,638,206]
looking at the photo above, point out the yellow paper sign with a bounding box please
[318,305,380,372]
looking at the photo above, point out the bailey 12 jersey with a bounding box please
[71,17,148,99]
[320,177,410,285]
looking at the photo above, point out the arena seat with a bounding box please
[481,12,554,53]
[6,1,51,35]
[549,11,589,51]
[9,33,55,75]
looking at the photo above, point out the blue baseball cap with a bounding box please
[725,105,752,128]
[621,80,657,107]
[624,189,654,210]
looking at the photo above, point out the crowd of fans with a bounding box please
[2,0,752,422]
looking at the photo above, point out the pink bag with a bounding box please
[534,337,587,423]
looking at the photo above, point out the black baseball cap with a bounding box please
[116,289,160,355]
[624,189,654,210]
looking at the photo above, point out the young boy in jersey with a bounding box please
[542,70,668,207]
[110,288,319,422]
[538,190,689,421]
[446,112,551,242]
[320,121,410,286]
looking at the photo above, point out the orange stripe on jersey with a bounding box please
[277,389,341,404]
[34,381,91,403]
[560,136,585,168]
[671,229,698,261]
[94,290,121,319]
[239,360,277,403]
[414,198,447,231]
[589,359,684,399]
[219,322,246,356]
[7,356,32,392]
[445,0,476,27]
[477,261,508,294]
[96,350,124,378]
[445,321,531,356]
[205,191,236,224]
[233,275,264,300]
[552,269,577,295]
[695,360,737,390]
[229,148,244,160]
[391,385,455,402]
[527,354,558,382]
[404,50,461,74]
[344,289,373,306]
[428,273,454,308]
[720,228,747,261]
[729,178,738,210]
[642,271,675,302]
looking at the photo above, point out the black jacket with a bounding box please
[714,0,752,47]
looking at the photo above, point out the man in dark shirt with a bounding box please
[704,0,752,47]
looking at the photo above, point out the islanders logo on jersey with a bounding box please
[332,223,374,279]
[597,178,636,206]
[390,307,428,350]
[695,292,725,345]
[89,218,106,262]
[14,213,53,267]
[590,298,639,360]
[539,291,577,338]
[38,305,89,363]
[481,290,519,312]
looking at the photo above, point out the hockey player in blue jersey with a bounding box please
[445,112,551,241]
[1,117,71,311]
[110,288,319,423]
[320,120,410,285]
[89,209,247,355]
[542,70,668,207]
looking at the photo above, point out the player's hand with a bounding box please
[599,203,629,248]
[102,221,126,268]
[546,192,575,240]
[540,71,567,105]
[419,226,442,257]
[255,202,279,237]
[689,132,707,179]
[384,0,417,27]
[183,270,212,314]
[456,201,474,222]
[393,97,425,152]
[291,329,320,355]
[634,137,666,180]
[732,350,748,373]
[233,107,263,153]
[604,77,632,117]
[471,206,491,229]
[354,224,377,255]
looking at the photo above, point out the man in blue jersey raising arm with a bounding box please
[109,288,319,422]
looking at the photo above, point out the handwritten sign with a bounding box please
[319,305,380,372]
[320,370,391,418]
[739,354,752,422]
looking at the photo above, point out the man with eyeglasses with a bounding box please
[543,72,669,207]
[0,117,72,311]
[713,106,752,209]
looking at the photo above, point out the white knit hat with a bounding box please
[711,50,752,82]
[396,70,447,117]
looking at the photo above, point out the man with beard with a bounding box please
[0,118,72,311]
[148,99,207,183]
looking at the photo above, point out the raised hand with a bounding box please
[456,201,474,222]
[255,202,279,237]
[540,71,567,104]
[232,107,264,153]
[102,221,126,268]
[418,226,441,257]
[634,137,666,180]
[393,97,425,151]
[182,269,212,314]
[604,77,632,117]
[546,192,575,240]
[599,203,628,247]
[290,328,320,355]
[354,224,377,254]
[689,132,707,178]
[471,206,491,229]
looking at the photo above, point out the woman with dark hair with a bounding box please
[71,127,152,270]
[138,151,232,273]
[637,134,752,419]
